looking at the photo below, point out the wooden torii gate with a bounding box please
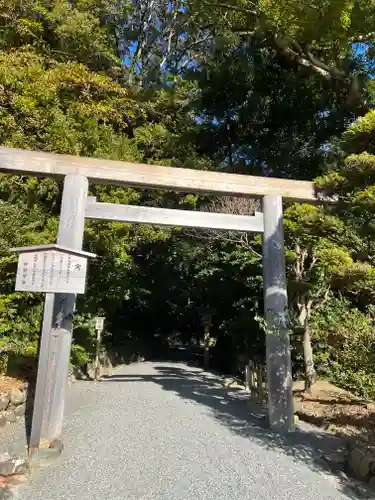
[0,146,316,451]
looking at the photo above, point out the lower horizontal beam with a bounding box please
[85,202,264,233]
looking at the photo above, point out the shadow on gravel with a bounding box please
[102,363,371,500]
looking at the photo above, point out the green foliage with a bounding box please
[0,0,124,72]
[0,201,56,355]
[0,47,142,158]
[70,344,91,367]
[193,41,354,179]
[312,77,375,395]
[259,0,356,43]
[311,298,375,398]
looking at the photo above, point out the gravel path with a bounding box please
[15,362,365,500]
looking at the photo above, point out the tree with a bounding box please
[315,87,375,307]
[186,196,260,251]
[193,43,357,179]
[0,0,124,73]
[0,48,143,157]
[187,0,373,100]
[284,203,363,390]
[284,76,375,391]
[120,0,217,86]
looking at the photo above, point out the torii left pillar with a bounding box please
[29,174,88,453]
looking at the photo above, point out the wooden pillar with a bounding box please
[203,326,210,370]
[29,293,55,453]
[29,174,88,451]
[95,328,102,381]
[262,195,294,432]
[48,174,88,439]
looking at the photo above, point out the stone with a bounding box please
[6,475,25,486]
[49,439,64,452]
[4,410,16,423]
[14,403,26,418]
[14,461,29,475]
[0,460,15,477]
[0,415,6,427]
[0,458,28,485]
[347,447,374,481]
[29,448,62,469]
[86,362,95,379]
[0,394,9,411]
[347,447,365,478]
[322,450,347,465]
[358,454,372,481]
[9,390,26,406]
[369,476,375,491]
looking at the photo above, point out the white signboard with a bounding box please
[95,317,105,331]
[15,250,88,294]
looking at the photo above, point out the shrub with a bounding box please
[311,297,375,398]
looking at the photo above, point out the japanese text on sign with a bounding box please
[15,250,88,294]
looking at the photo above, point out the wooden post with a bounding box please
[94,328,101,381]
[203,326,210,370]
[262,195,294,432]
[94,318,104,381]
[28,293,55,454]
[48,174,88,440]
[258,365,264,402]
[200,310,213,371]
[245,361,251,392]
[29,174,88,449]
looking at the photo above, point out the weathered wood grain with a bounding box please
[0,146,316,201]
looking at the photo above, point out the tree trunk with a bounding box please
[298,298,316,393]
[303,325,316,392]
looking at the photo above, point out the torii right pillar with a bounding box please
[262,195,294,432]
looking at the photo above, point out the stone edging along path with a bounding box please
[0,385,27,428]
[346,443,375,492]
[0,377,74,497]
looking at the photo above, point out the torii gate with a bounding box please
[0,146,316,452]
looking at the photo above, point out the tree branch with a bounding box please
[186,196,261,256]
[216,2,258,16]
[271,33,333,79]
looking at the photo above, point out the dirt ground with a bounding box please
[293,380,375,443]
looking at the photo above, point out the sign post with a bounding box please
[94,317,105,381]
[198,307,215,371]
[10,244,95,454]
[46,174,89,445]
[10,173,92,455]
